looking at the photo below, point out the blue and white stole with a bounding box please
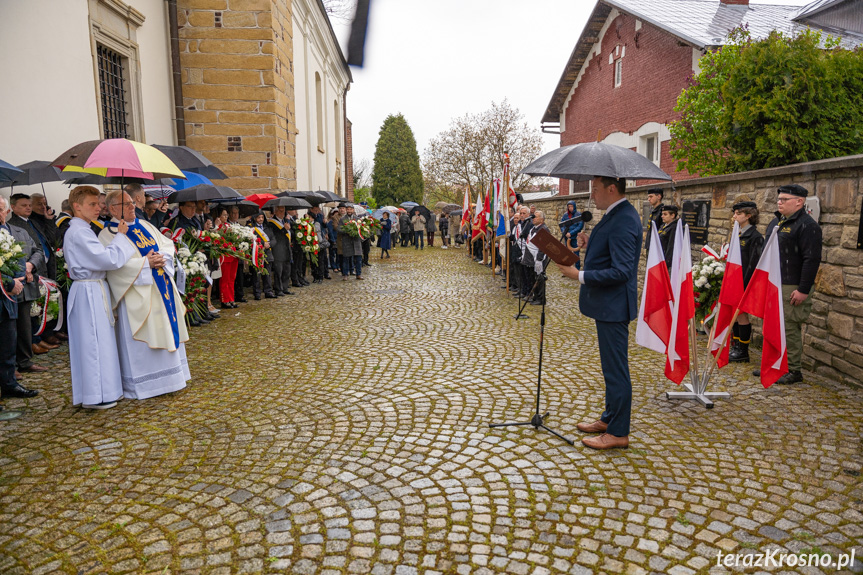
[109,220,181,348]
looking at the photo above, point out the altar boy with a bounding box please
[64,186,135,409]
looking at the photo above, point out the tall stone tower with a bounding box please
[177,0,296,194]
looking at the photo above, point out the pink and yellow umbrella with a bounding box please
[52,138,185,180]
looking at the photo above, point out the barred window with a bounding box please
[97,44,129,139]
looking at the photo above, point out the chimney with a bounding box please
[720,0,749,5]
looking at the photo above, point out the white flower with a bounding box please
[695,277,707,288]
[30,303,41,317]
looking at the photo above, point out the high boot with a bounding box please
[729,323,750,363]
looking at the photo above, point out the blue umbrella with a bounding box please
[0,158,23,182]
[170,170,212,190]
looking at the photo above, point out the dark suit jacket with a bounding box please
[266,218,292,262]
[8,214,49,278]
[579,199,642,323]
[6,223,43,303]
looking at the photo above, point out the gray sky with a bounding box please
[332,0,814,172]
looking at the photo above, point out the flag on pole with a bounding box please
[460,186,471,229]
[636,223,675,354]
[471,191,486,242]
[483,185,491,231]
[665,220,694,384]
[737,229,787,388]
[710,221,744,368]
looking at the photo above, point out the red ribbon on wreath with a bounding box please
[35,277,63,335]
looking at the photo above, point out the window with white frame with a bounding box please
[640,133,660,164]
[614,59,622,87]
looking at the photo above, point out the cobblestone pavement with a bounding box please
[1,245,862,575]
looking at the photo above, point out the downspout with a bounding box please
[343,85,349,199]
[167,0,186,145]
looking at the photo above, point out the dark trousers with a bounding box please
[427,231,435,246]
[253,263,274,297]
[1,307,17,388]
[510,260,522,292]
[400,232,411,247]
[596,320,632,437]
[272,259,292,294]
[290,247,303,284]
[329,247,339,269]
[362,239,371,264]
[15,301,33,369]
[414,231,424,249]
[521,266,536,299]
[234,262,246,301]
[342,255,363,276]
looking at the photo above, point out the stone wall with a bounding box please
[177,0,296,195]
[530,155,863,388]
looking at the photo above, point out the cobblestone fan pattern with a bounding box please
[1,247,862,575]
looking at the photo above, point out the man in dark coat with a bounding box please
[287,209,309,287]
[764,184,822,384]
[267,206,294,296]
[644,188,664,255]
[336,205,364,280]
[557,176,641,450]
[0,196,46,384]
[398,212,411,247]
[170,201,203,233]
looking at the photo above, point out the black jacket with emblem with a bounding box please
[765,208,822,294]
[738,224,764,287]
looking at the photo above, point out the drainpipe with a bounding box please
[343,85,349,199]
[167,0,186,145]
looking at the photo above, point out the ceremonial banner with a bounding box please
[737,230,787,388]
[710,221,744,368]
[636,224,674,354]
[666,220,694,384]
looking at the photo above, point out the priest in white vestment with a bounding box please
[65,186,136,409]
[99,191,190,400]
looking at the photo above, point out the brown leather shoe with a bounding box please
[577,419,608,433]
[582,433,629,450]
[38,340,60,350]
[42,335,61,345]
[19,364,48,373]
[31,343,50,355]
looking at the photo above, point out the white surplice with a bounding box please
[65,218,136,406]
[99,220,190,400]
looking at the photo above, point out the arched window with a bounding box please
[315,72,323,152]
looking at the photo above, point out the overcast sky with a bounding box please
[331,0,815,171]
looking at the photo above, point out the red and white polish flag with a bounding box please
[666,220,695,384]
[636,223,675,354]
[460,187,471,229]
[710,221,744,368]
[737,229,788,388]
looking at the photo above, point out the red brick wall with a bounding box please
[559,14,698,194]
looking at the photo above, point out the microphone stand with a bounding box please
[491,271,574,446]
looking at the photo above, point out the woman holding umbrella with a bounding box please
[379,212,392,259]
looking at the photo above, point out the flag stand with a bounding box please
[491,272,574,445]
[665,316,732,409]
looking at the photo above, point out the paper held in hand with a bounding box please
[530,228,579,267]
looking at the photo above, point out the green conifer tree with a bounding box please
[372,114,423,206]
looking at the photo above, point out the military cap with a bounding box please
[777,184,809,198]
[660,204,678,215]
[732,201,757,211]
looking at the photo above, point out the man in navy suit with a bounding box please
[557,176,642,450]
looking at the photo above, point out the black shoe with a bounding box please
[189,318,201,327]
[265,293,277,299]
[728,343,750,363]
[300,279,310,286]
[198,315,211,324]
[221,302,234,310]
[529,300,543,305]
[283,291,295,295]
[206,312,218,320]
[236,297,248,303]
[254,295,262,300]
[292,282,303,288]
[324,276,332,280]
[776,370,803,385]
[230,302,239,308]
[1,383,39,399]
[752,369,761,377]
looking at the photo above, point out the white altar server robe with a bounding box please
[65,218,135,406]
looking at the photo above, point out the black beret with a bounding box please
[647,188,664,197]
[660,204,678,215]
[778,184,808,198]
[732,201,757,211]
[338,202,349,208]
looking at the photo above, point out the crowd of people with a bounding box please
[0,185,394,411]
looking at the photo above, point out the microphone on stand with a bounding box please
[557,211,593,233]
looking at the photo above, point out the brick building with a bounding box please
[543,0,863,195]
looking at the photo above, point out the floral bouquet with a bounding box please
[364,216,382,236]
[341,218,374,240]
[693,254,725,326]
[177,246,210,320]
[54,247,72,290]
[0,228,25,300]
[31,283,61,329]
[218,224,254,261]
[296,216,319,266]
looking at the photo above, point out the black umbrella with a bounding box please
[206,186,246,203]
[521,142,672,181]
[152,144,228,180]
[276,190,328,205]
[313,190,344,202]
[0,161,65,188]
[167,184,238,204]
[212,199,260,218]
[263,196,312,210]
[408,205,432,220]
